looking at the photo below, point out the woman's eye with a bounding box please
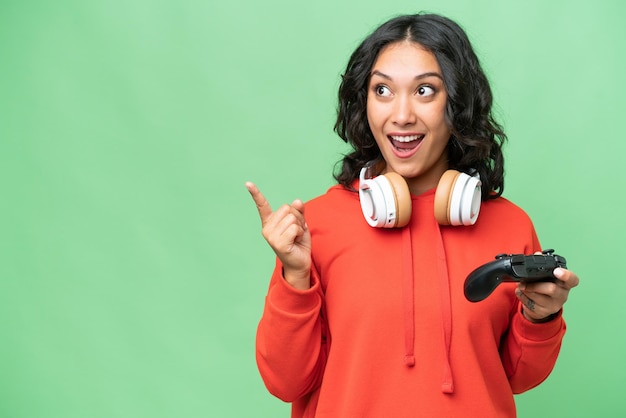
[375,85,392,97]
[417,86,435,97]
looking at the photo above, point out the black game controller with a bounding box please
[464,249,567,302]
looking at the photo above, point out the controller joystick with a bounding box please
[464,249,567,302]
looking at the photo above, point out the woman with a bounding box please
[246,13,579,417]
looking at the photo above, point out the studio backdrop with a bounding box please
[1,0,624,417]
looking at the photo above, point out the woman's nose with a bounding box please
[392,96,417,126]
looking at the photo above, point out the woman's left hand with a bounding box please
[515,266,580,323]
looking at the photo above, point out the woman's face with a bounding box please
[366,41,450,195]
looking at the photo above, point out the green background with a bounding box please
[1,0,624,417]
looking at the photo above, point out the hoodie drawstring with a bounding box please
[402,226,416,367]
[401,217,455,393]
[434,222,454,394]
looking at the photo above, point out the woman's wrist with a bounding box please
[282,267,311,290]
[522,308,561,324]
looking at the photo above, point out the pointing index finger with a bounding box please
[245,181,273,223]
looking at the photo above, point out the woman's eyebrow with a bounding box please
[370,70,444,81]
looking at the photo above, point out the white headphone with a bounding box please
[359,163,482,228]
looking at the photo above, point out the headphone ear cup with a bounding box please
[359,166,412,228]
[359,170,396,228]
[434,170,460,225]
[383,172,412,227]
[434,170,482,226]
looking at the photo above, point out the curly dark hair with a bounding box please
[333,13,506,200]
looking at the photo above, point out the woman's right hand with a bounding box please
[245,182,311,290]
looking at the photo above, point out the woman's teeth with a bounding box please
[390,135,421,142]
[389,135,424,150]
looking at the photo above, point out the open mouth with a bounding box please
[389,134,424,153]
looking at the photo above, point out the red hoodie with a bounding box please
[256,184,566,418]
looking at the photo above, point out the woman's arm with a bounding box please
[256,261,328,402]
[500,302,565,393]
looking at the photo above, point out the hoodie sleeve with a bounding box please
[255,258,328,402]
[498,216,567,394]
[500,303,566,393]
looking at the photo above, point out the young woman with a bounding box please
[246,13,579,418]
